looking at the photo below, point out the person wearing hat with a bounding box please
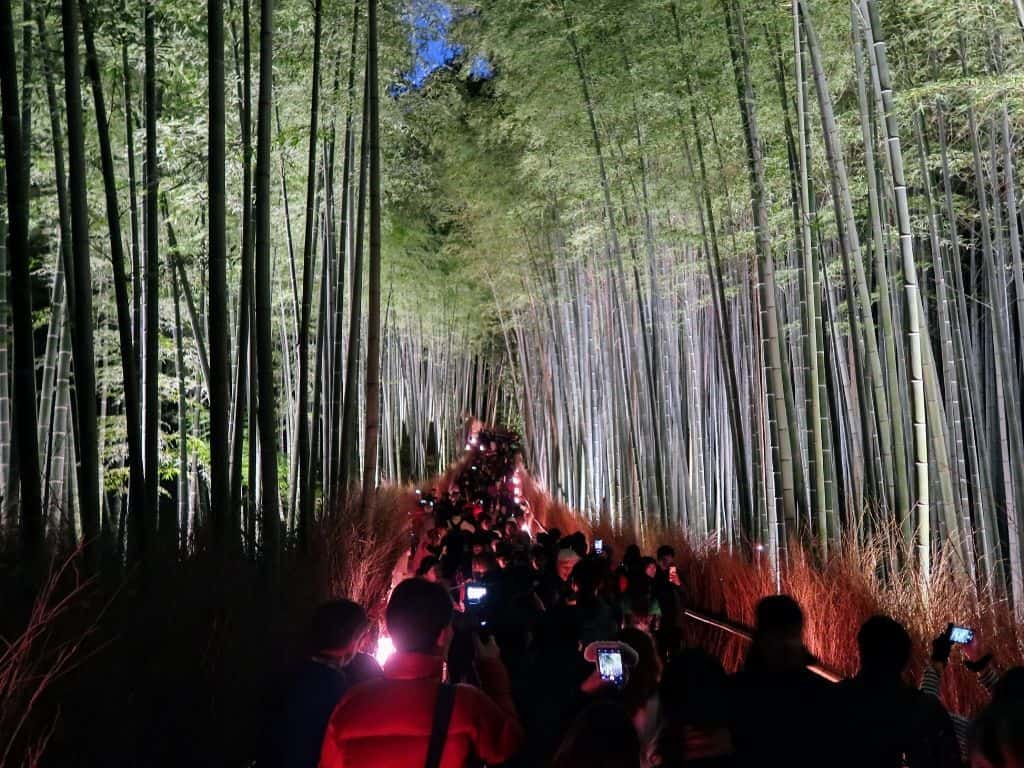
[557,548,582,582]
[537,548,580,610]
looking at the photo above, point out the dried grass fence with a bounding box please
[584,516,1022,718]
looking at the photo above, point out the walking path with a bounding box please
[395,421,841,682]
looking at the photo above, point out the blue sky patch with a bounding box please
[396,0,492,91]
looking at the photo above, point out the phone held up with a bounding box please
[597,646,625,688]
[948,624,974,645]
[465,583,491,641]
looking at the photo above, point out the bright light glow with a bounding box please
[512,476,521,486]
[375,636,395,667]
[520,522,531,533]
[754,544,765,552]
[465,444,471,450]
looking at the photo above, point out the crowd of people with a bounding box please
[281,430,1024,768]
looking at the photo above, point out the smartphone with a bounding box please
[597,647,625,687]
[669,565,678,579]
[949,625,974,645]
[466,584,487,607]
[594,539,604,554]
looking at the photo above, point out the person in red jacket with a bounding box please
[319,577,523,768]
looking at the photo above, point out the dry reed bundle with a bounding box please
[315,485,416,624]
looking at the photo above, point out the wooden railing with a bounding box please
[682,608,843,683]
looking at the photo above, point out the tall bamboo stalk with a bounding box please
[859,0,930,582]
[208,0,231,553]
[254,0,280,578]
[1,0,44,566]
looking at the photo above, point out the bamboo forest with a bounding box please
[3,0,1024,764]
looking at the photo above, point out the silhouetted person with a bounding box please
[618,627,661,752]
[622,544,642,574]
[966,667,1024,768]
[654,649,734,768]
[653,544,685,661]
[925,625,1010,757]
[729,595,834,768]
[837,615,961,768]
[970,702,1024,768]
[620,572,661,632]
[568,558,618,646]
[514,603,591,767]
[970,667,1024,768]
[550,701,642,768]
[283,599,381,768]
[416,554,441,581]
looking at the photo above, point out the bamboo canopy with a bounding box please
[0,0,1023,620]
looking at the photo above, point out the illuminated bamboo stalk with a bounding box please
[862,0,930,582]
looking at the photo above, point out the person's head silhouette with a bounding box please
[857,615,911,679]
[747,594,806,670]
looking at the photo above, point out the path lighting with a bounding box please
[374,635,395,666]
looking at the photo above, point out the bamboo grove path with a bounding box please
[388,421,841,682]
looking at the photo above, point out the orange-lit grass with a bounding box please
[353,456,1021,719]
[590,523,1021,717]
[314,484,417,625]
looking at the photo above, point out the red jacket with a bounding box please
[319,651,523,768]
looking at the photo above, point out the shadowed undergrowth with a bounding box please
[0,487,412,768]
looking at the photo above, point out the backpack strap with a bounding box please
[424,682,457,768]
